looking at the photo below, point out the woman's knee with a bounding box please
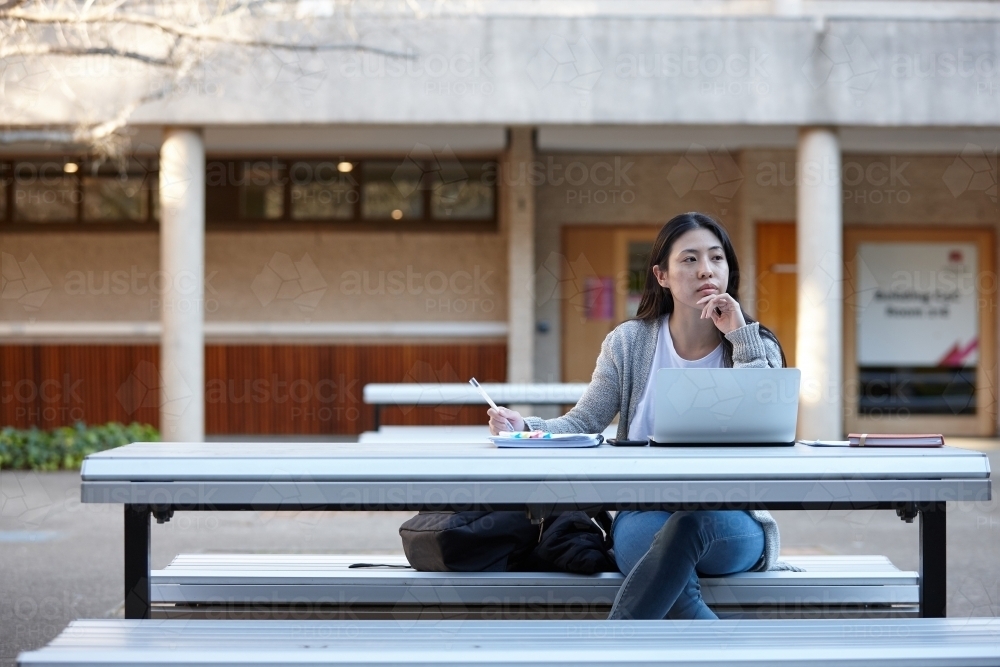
[612,511,671,574]
[653,511,753,554]
[689,512,765,576]
[667,510,757,536]
[635,512,709,565]
[658,511,707,544]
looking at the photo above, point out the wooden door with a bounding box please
[561,225,659,382]
[755,222,797,365]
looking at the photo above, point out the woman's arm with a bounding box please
[523,330,624,434]
[725,321,784,368]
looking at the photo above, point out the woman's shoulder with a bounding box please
[604,317,659,348]
[611,317,658,338]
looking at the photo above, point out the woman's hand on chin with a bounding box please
[696,292,747,335]
[487,407,526,435]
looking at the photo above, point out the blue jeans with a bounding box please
[608,510,764,620]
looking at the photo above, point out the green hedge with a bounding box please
[0,422,159,471]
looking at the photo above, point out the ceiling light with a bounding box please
[63,163,79,173]
[337,162,353,173]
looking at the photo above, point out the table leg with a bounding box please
[124,504,151,620]
[919,502,947,618]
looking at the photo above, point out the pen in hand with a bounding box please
[469,377,515,431]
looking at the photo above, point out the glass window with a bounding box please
[82,169,150,221]
[859,367,976,416]
[3,155,496,227]
[626,241,653,318]
[0,163,7,220]
[289,160,357,219]
[431,162,494,220]
[13,161,78,222]
[362,161,423,220]
[239,161,284,219]
[151,181,159,221]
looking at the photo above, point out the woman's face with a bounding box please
[652,227,730,311]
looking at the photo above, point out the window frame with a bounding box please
[205,154,499,232]
[0,156,159,231]
[0,154,500,233]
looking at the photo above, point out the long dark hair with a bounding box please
[633,212,786,368]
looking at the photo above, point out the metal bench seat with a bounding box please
[151,554,918,616]
[356,433,478,443]
[19,618,1000,666]
[363,382,589,406]
[362,382,588,428]
[358,425,492,443]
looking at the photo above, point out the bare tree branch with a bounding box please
[0,49,188,148]
[0,44,177,67]
[2,8,412,58]
[0,0,417,154]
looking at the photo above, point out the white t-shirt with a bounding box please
[627,316,724,440]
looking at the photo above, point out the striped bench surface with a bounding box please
[152,554,918,607]
[19,618,1000,666]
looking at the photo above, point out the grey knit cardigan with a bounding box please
[523,317,785,572]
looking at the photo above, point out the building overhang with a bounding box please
[3,16,1000,131]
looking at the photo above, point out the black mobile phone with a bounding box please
[608,438,648,447]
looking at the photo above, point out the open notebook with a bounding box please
[489,432,605,448]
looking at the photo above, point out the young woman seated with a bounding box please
[487,212,787,620]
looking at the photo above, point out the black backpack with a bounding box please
[399,510,616,574]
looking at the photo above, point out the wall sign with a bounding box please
[856,242,979,367]
[583,276,614,321]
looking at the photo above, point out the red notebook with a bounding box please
[847,433,945,447]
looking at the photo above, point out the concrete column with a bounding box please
[796,127,843,440]
[505,128,536,384]
[159,128,205,441]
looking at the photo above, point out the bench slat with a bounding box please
[151,554,919,606]
[152,583,920,606]
[358,426,491,443]
[161,553,912,574]
[19,619,1000,666]
[154,569,917,585]
[363,383,588,405]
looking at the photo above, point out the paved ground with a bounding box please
[3,440,999,664]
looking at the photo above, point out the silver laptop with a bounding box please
[651,368,801,446]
